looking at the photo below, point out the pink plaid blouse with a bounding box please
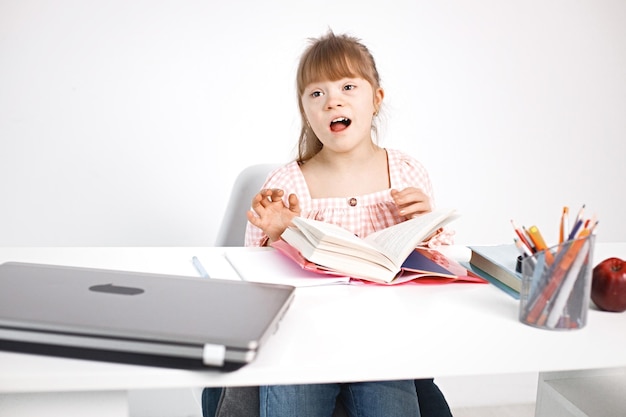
[244,148,454,247]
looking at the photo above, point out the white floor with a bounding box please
[129,388,203,417]
[436,373,538,408]
[451,403,535,417]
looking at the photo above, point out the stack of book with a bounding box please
[464,245,522,298]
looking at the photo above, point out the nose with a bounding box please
[325,90,343,109]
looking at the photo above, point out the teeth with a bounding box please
[332,117,348,123]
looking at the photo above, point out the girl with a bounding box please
[245,32,453,417]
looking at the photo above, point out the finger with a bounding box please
[254,189,270,205]
[246,209,261,227]
[252,193,273,211]
[259,188,284,203]
[250,192,265,209]
[397,190,427,207]
[269,189,285,202]
[390,188,409,205]
[394,190,429,211]
[287,193,301,214]
[404,202,432,217]
[255,189,280,208]
[249,198,268,218]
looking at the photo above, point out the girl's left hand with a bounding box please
[391,187,432,219]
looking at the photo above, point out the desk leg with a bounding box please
[535,368,626,417]
[0,390,128,417]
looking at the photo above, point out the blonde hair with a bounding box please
[296,32,382,163]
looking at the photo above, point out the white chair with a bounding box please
[206,163,352,417]
[214,164,281,246]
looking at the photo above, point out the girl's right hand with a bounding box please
[246,188,301,244]
[390,187,432,219]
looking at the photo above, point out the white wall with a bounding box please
[2,2,622,412]
[1,0,625,247]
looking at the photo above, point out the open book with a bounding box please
[279,208,461,284]
[272,239,486,286]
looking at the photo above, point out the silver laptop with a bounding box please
[0,261,295,370]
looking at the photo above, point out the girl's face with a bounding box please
[301,77,384,154]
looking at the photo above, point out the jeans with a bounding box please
[202,379,452,417]
[201,387,222,417]
[260,380,420,417]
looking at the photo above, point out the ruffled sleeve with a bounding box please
[387,149,434,199]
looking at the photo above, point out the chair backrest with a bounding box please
[214,164,281,246]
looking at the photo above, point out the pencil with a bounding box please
[568,218,584,241]
[559,206,569,244]
[511,220,535,253]
[526,225,554,265]
[514,237,533,258]
[567,204,585,240]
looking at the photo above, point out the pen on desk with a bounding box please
[192,256,211,278]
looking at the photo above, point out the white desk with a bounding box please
[0,245,625,416]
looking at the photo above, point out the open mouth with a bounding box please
[330,117,351,132]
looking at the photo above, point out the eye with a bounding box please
[310,90,323,98]
[343,84,356,91]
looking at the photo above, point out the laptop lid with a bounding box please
[0,261,295,370]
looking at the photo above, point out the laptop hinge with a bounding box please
[202,343,226,366]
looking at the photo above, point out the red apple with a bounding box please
[591,257,626,312]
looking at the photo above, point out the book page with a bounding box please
[292,217,380,253]
[224,247,350,287]
[364,209,460,266]
[289,218,396,269]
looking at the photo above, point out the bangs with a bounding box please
[297,34,379,95]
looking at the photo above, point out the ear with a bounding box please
[373,87,384,114]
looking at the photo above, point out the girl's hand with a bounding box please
[246,188,301,244]
[390,187,432,219]
[391,187,445,243]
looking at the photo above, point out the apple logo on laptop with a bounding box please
[89,283,145,296]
